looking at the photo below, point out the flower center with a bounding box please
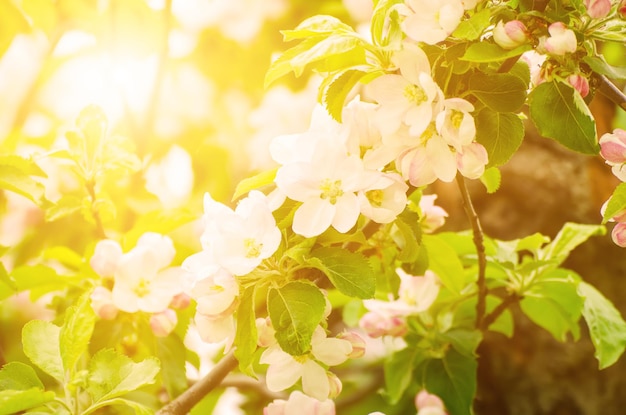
[420,122,438,145]
[366,189,384,207]
[244,238,263,258]
[404,84,428,105]
[320,179,344,205]
[133,278,151,298]
[450,109,464,129]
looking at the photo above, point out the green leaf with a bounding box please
[60,293,96,377]
[384,347,423,405]
[22,320,64,382]
[578,282,626,369]
[265,37,324,87]
[520,277,583,341]
[475,109,525,167]
[452,8,491,40]
[7,264,83,301]
[324,69,367,123]
[156,334,188,400]
[0,362,44,390]
[87,349,160,403]
[540,222,605,265]
[232,168,277,201]
[234,285,258,377]
[122,208,196,250]
[83,397,154,415]
[469,72,527,113]
[485,296,513,337]
[267,281,325,356]
[370,0,403,46]
[308,247,376,299]
[461,42,531,63]
[282,15,356,41]
[603,182,626,223]
[480,167,501,194]
[0,389,55,415]
[0,164,46,205]
[0,261,16,299]
[290,35,365,77]
[392,210,422,263]
[45,194,83,222]
[529,81,598,154]
[421,234,467,294]
[422,349,477,415]
[583,55,626,80]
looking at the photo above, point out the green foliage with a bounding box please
[529,81,599,155]
[461,43,531,63]
[22,320,64,382]
[479,167,501,194]
[578,282,626,369]
[232,169,277,202]
[469,72,527,113]
[60,293,96,378]
[422,234,468,295]
[308,247,376,298]
[268,281,326,355]
[602,182,626,223]
[235,285,259,377]
[475,110,525,168]
[0,389,55,415]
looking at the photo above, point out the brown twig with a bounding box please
[596,74,626,112]
[480,293,522,331]
[456,174,488,329]
[156,350,239,415]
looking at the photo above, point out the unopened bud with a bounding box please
[256,317,276,347]
[359,311,408,338]
[90,286,118,320]
[612,222,626,247]
[169,292,191,309]
[327,372,343,399]
[567,74,590,98]
[415,390,445,411]
[544,22,577,55]
[493,20,529,50]
[619,1,626,19]
[584,0,611,18]
[150,309,178,337]
[337,331,366,358]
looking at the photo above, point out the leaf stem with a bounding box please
[85,178,106,239]
[479,293,522,331]
[156,350,239,415]
[455,174,488,329]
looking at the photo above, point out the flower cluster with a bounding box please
[89,232,189,337]
[183,190,281,344]
[368,390,448,415]
[599,129,626,247]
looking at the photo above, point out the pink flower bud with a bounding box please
[493,20,529,50]
[584,0,611,18]
[90,286,118,320]
[567,74,590,97]
[337,332,366,358]
[415,390,446,411]
[619,0,626,19]
[419,194,448,233]
[599,129,626,164]
[264,391,335,415]
[601,198,626,223]
[612,222,626,247]
[169,292,191,309]
[359,311,407,338]
[150,309,178,337]
[256,317,276,347]
[544,22,577,55]
[327,372,343,399]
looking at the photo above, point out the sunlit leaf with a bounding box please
[22,320,64,382]
[603,182,626,223]
[475,109,525,167]
[469,72,527,113]
[0,389,55,415]
[308,247,376,299]
[60,293,96,377]
[480,167,501,194]
[0,361,44,390]
[234,285,258,377]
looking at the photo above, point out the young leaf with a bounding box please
[578,282,626,369]
[384,347,423,405]
[0,164,46,205]
[234,285,258,377]
[324,69,367,123]
[422,349,477,415]
[602,182,626,223]
[156,334,189,400]
[479,167,501,194]
[267,281,325,356]
[60,293,96,377]
[392,212,423,263]
[461,42,531,63]
[87,348,160,403]
[583,56,626,80]
[475,109,524,167]
[0,389,55,415]
[22,320,64,382]
[452,8,491,40]
[370,0,403,46]
[265,37,325,87]
[232,168,277,202]
[529,81,598,155]
[469,72,527,113]
[540,222,605,265]
[0,361,44,390]
[290,35,365,77]
[82,397,154,415]
[308,247,376,299]
[8,264,83,301]
[121,208,196,250]
[421,235,467,294]
[281,15,356,41]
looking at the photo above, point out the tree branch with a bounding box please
[156,350,239,415]
[456,174,488,329]
[479,293,522,332]
[595,74,626,112]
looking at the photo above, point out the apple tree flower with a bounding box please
[415,390,448,415]
[542,22,577,55]
[492,20,529,50]
[599,128,626,181]
[398,0,464,45]
[260,326,353,400]
[368,43,443,137]
[90,286,118,320]
[419,194,448,233]
[264,390,336,415]
[584,0,611,18]
[435,98,476,151]
[358,172,408,224]
[183,190,281,277]
[144,145,194,209]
